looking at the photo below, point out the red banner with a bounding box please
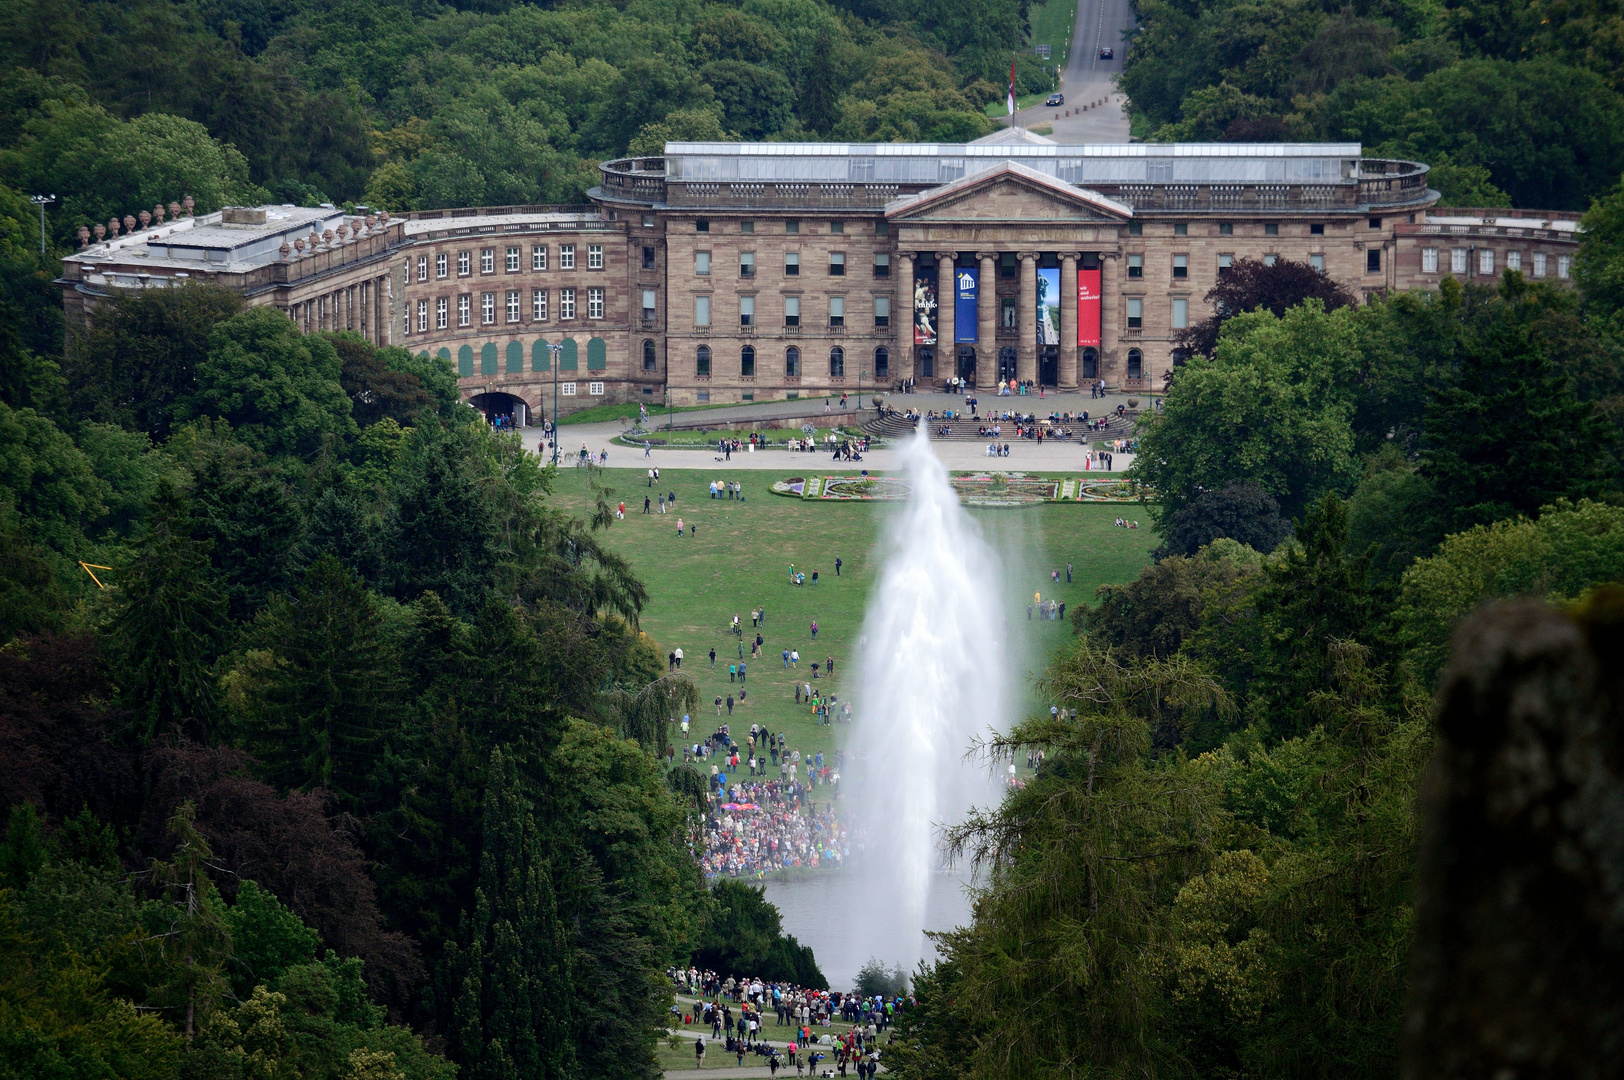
[1077,268,1101,348]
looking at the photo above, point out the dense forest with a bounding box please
[1121,0,1624,209]
[0,0,1048,237]
[882,179,1624,1078]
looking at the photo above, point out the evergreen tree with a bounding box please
[107,479,228,743]
[386,433,497,618]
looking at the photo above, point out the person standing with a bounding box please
[835,556,842,577]
[710,648,717,669]
[674,647,683,669]
[643,495,650,514]
[676,517,684,537]
[810,620,818,640]
[1066,561,1073,583]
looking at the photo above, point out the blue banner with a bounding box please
[954,267,978,343]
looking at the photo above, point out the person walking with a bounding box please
[643,495,650,514]
[710,648,716,670]
[782,648,791,668]
[695,1037,705,1070]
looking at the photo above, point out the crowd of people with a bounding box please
[671,968,906,1078]
[698,779,846,878]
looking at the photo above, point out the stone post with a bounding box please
[1017,252,1037,385]
[977,252,998,390]
[1059,252,1079,390]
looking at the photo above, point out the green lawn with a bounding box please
[1029,0,1075,69]
[984,93,1050,118]
[550,468,1157,770]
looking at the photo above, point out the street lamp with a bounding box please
[29,195,54,254]
[548,343,563,466]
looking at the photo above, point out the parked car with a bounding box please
[1046,93,1064,106]
[1099,47,1114,59]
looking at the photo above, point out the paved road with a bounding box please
[1011,0,1134,141]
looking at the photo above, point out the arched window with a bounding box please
[1082,347,1098,380]
[741,345,756,378]
[829,346,844,377]
[560,338,578,370]
[697,345,711,377]
[642,339,657,370]
[874,347,889,379]
[532,339,550,372]
[457,345,474,378]
[586,337,607,370]
[506,341,523,374]
[480,342,498,376]
[786,346,801,377]
[1127,348,1143,379]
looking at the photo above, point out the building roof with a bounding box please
[66,205,350,276]
[969,126,1059,146]
[885,160,1133,219]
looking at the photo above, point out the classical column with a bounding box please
[1059,253,1079,390]
[1100,251,1120,389]
[1017,252,1037,385]
[383,275,395,346]
[936,252,956,381]
[361,280,371,341]
[896,253,915,384]
[977,252,998,390]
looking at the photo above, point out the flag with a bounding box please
[1008,56,1016,115]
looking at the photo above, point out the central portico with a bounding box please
[885,160,1132,390]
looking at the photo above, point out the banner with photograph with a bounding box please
[1037,267,1060,345]
[913,269,937,345]
[954,267,978,343]
[1078,267,1102,347]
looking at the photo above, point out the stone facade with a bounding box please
[59,139,1583,424]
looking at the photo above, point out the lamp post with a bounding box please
[548,343,563,466]
[29,195,53,254]
[665,385,672,432]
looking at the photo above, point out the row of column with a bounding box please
[894,252,1086,390]
[289,275,394,345]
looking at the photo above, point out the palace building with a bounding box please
[58,132,1582,423]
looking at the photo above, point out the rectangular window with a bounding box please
[1367,248,1382,273]
[741,220,754,234]
[874,252,890,276]
[1265,223,1279,236]
[507,291,520,323]
[1311,223,1326,236]
[697,348,711,376]
[784,296,800,326]
[829,252,845,275]
[830,221,844,234]
[1369,217,1382,230]
[506,247,520,272]
[785,252,800,276]
[1534,252,1547,277]
[740,296,754,326]
[1422,248,1439,273]
[785,219,799,234]
[642,215,654,228]
[481,249,494,274]
[1452,248,1468,273]
[1127,254,1143,278]
[642,289,656,321]
[1218,253,1234,271]
[1309,253,1325,272]
[875,220,889,236]
[416,256,428,281]
[641,246,655,270]
[437,296,448,329]
[696,219,709,233]
[1128,221,1142,236]
[1559,254,1572,279]
[588,381,604,396]
[1126,298,1142,329]
[416,299,428,332]
[1171,297,1188,329]
[560,244,575,270]
[533,289,548,321]
[1173,223,1187,236]
[1219,223,1233,236]
[1172,254,1188,278]
[588,288,603,319]
[740,252,756,277]
[1507,251,1522,272]
[561,382,576,396]
[458,294,471,327]
[481,292,495,324]
[533,245,547,271]
[1479,249,1495,275]
[1263,254,1278,266]
[695,295,710,326]
[875,296,890,327]
[830,296,844,327]
[437,254,448,279]
[560,288,575,320]
[696,251,711,275]
[1002,297,1016,328]
[458,251,470,276]
[587,244,603,269]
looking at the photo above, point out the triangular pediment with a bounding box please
[886,161,1132,223]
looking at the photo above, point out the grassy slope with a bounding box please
[1029,0,1076,70]
[550,468,1156,768]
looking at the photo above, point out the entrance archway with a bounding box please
[470,391,528,430]
[1082,347,1098,380]
[918,347,935,379]
[956,346,976,382]
[997,347,1017,382]
[1039,346,1058,387]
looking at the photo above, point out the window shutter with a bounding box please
[457,345,474,378]
[532,340,550,371]
[587,337,607,370]
[506,341,523,373]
